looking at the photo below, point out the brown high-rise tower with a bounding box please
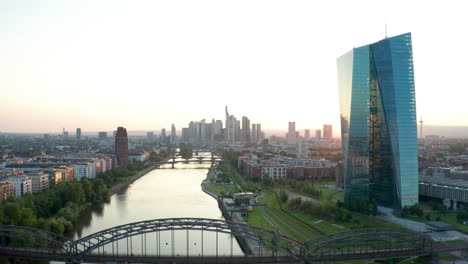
[115,127,128,167]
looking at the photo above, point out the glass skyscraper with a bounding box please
[337,33,418,208]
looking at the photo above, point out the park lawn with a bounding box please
[246,207,274,231]
[438,252,462,261]
[263,208,311,242]
[394,202,468,233]
[394,256,429,264]
[267,188,408,232]
[207,186,236,195]
[445,239,466,245]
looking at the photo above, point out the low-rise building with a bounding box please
[0,181,14,201]
[233,192,257,205]
[8,176,32,197]
[71,163,94,180]
[261,165,287,180]
[27,171,49,192]
[425,221,452,232]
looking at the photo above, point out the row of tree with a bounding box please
[0,178,109,235]
[0,161,148,235]
[279,191,357,224]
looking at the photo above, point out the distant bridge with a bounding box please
[153,153,222,168]
[1,218,464,263]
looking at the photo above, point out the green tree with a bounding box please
[179,143,194,159]
[371,198,378,216]
[279,190,289,203]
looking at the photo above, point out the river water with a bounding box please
[67,154,243,257]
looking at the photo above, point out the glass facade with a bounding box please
[337,33,418,208]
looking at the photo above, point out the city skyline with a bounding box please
[2,0,468,133]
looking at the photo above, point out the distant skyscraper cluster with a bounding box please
[337,33,418,208]
[222,106,262,146]
[180,118,223,145]
[285,122,332,144]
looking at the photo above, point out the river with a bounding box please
[67,153,243,257]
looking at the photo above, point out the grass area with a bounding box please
[207,185,237,195]
[217,162,417,244]
[395,256,429,264]
[246,207,274,231]
[438,252,462,261]
[393,202,468,233]
[444,239,466,245]
[263,207,311,242]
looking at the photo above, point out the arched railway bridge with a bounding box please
[0,218,465,263]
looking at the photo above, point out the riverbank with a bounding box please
[201,169,255,255]
[109,164,158,195]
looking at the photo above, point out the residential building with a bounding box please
[98,132,107,140]
[315,130,321,141]
[262,166,287,180]
[337,32,418,207]
[115,127,128,167]
[305,129,310,140]
[323,124,333,140]
[72,163,94,181]
[27,171,49,192]
[0,181,14,201]
[48,170,63,185]
[8,176,32,197]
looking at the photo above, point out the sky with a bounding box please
[1,0,467,134]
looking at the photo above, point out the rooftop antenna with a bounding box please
[385,23,387,38]
[419,116,423,139]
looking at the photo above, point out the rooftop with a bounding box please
[419,176,468,189]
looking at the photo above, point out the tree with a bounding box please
[279,190,289,203]
[179,143,194,159]
[371,199,378,216]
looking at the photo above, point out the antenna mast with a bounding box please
[419,116,423,139]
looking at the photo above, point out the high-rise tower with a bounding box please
[76,128,81,140]
[337,33,418,208]
[287,122,296,144]
[115,127,128,167]
[323,124,333,140]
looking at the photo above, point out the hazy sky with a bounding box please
[1,0,467,133]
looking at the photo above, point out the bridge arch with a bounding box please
[0,225,73,253]
[305,228,432,260]
[72,218,305,258]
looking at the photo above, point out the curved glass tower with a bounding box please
[337,33,418,208]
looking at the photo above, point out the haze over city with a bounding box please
[2,0,468,133]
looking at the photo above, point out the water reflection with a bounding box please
[64,155,242,257]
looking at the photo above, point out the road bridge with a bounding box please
[1,219,465,263]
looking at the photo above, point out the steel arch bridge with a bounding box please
[0,219,441,263]
[304,228,433,262]
[71,218,305,258]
